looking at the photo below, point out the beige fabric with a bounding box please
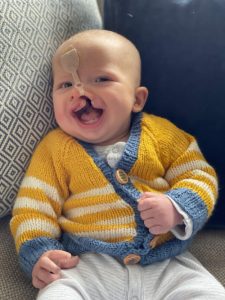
[0,216,37,299]
[190,229,225,286]
[0,216,224,299]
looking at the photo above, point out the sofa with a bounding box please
[0,0,224,299]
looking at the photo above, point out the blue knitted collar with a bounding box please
[79,112,143,176]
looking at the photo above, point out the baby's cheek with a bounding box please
[55,112,63,123]
[54,105,66,124]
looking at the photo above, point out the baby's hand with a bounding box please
[137,192,183,235]
[32,250,79,289]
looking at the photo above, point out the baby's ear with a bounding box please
[132,86,148,113]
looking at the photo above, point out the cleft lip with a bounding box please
[75,101,91,117]
[72,96,89,113]
[72,96,103,120]
[73,96,91,116]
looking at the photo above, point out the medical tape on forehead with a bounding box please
[60,48,84,94]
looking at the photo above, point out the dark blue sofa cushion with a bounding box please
[104,0,225,228]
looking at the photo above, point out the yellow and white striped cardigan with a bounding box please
[10,112,218,274]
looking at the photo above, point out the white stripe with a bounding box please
[187,140,201,152]
[21,176,63,205]
[15,218,60,243]
[165,160,211,182]
[65,199,131,219]
[70,228,136,240]
[190,170,218,192]
[68,183,115,200]
[95,215,135,226]
[179,179,216,204]
[14,197,57,218]
[130,176,170,190]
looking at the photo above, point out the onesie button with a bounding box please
[115,169,129,184]
[123,254,141,265]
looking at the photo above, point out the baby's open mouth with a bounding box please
[73,97,103,124]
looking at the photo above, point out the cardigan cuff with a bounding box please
[166,195,193,240]
[19,237,64,278]
[165,188,208,236]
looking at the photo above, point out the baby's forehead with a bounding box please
[53,32,141,75]
[53,31,141,85]
[56,31,137,57]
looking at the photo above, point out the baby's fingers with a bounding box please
[32,275,46,289]
[41,256,61,274]
[140,209,153,221]
[33,268,61,289]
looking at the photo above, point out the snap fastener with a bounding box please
[123,254,141,265]
[115,169,129,184]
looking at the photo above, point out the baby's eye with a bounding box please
[61,82,73,89]
[95,76,111,83]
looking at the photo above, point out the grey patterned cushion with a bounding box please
[0,0,102,217]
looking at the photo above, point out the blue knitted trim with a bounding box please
[117,112,143,173]
[166,188,208,234]
[62,233,192,266]
[18,237,64,278]
[79,112,147,242]
[79,112,142,173]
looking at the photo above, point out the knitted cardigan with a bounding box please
[10,112,218,277]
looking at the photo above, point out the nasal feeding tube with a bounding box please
[60,48,85,96]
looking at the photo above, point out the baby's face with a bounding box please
[52,36,147,145]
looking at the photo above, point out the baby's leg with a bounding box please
[37,253,127,300]
[143,251,225,300]
[37,277,91,300]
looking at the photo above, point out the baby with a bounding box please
[11,29,225,299]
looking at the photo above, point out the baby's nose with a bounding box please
[70,83,85,100]
[75,82,85,97]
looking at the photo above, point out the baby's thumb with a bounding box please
[47,250,71,262]
[47,250,79,269]
[59,255,79,269]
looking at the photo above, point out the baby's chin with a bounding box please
[77,136,111,145]
[83,135,129,146]
[70,133,113,146]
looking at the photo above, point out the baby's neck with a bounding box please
[95,132,129,147]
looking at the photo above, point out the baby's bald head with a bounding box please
[53,29,142,87]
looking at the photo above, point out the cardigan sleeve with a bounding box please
[10,129,69,277]
[152,117,218,235]
[165,136,218,234]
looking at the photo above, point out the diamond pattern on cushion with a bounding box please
[0,0,102,217]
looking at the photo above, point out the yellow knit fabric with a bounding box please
[11,113,218,252]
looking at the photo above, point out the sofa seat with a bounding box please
[0,216,224,299]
